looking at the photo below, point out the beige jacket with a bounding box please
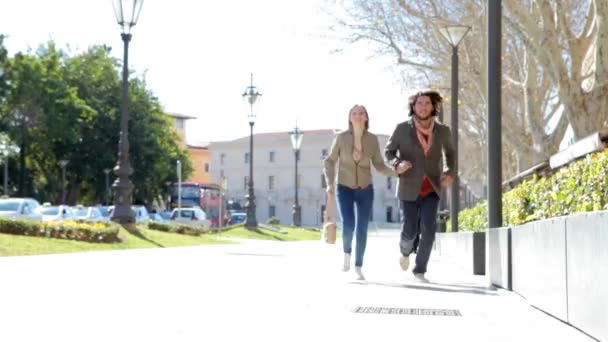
[323,130,396,190]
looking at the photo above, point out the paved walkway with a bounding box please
[0,234,597,342]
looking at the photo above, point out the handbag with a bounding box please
[321,192,337,244]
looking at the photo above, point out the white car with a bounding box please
[0,198,43,221]
[106,205,150,223]
[170,207,211,231]
[36,205,75,222]
[73,206,108,222]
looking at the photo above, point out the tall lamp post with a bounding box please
[58,160,69,204]
[488,1,502,230]
[103,168,112,205]
[0,138,20,196]
[242,73,261,229]
[439,24,470,233]
[289,124,304,227]
[110,0,144,225]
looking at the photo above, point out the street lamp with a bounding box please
[110,0,144,225]
[58,160,69,204]
[103,168,112,205]
[176,160,182,211]
[289,123,304,227]
[439,24,470,233]
[0,138,20,196]
[242,73,261,229]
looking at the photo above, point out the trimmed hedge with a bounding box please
[459,149,608,232]
[0,218,120,243]
[148,221,205,236]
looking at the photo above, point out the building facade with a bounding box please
[209,129,401,227]
[166,112,212,185]
[186,145,211,184]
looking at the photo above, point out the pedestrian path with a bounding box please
[0,236,596,342]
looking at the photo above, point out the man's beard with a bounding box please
[414,112,433,121]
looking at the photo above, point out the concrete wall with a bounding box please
[511,219,568,322]
[504,211,608,342]
[486,227,511,290]
[565,211,608,342]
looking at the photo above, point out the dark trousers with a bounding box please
[336,184,374,267]
[399,192,439,274]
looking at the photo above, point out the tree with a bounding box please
[325,0,604,179]
[0,41,193,205]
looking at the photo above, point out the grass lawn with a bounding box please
[214,224,322,241]
[0,226,229,257]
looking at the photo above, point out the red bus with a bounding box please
[169,182,223,227]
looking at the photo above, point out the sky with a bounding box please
[0,0,414,145]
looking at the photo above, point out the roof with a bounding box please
[166,112,197,120]
[215,129,341,144]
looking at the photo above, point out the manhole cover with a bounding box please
[353,306,461,316]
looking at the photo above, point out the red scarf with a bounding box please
[414,117,435,156]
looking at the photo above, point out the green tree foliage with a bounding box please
[0,40,192,206]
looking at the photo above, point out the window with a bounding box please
[321,149,328,159]
[220,153,226,165]
[268,175,275,190]
[269,151,275,162]
[244,153,250,164]
[269,205,276,218]
[321,204,326,223]
[174,118,184,129]
[244,176,249,190]
[387,177,392,190]
[204,163,210,173]
[321,174,326,189]
[297,174,303,188]
[386,206,393,223]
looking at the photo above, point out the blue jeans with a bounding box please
[399,192,439,274]
[336,184,374,267]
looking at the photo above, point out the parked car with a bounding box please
[149,212,167,222]
[170,207,211,231]
[73,206,108,222]
[36,205,75,222]
[0,198,43,221]
[106,205,150,223]
[228,212,247,225]
[132,205,150,223]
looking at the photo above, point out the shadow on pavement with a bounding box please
[350,280,498,296]
[124,228,165,248]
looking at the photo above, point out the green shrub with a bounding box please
[459,149,608,231]
[0,218,120,243]
[267,216,280,225]
[148,221,203,236]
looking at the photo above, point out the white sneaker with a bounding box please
[355,267,365,280]
[342,253,351,272]
[413,273,429,283]
[399,255,410,271]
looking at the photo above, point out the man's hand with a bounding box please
[396,160,412,174]
[440,173,454,188]
[326,186,335,195]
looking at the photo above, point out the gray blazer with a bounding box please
[385,119,455,201]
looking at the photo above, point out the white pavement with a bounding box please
[0,234,597,342]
